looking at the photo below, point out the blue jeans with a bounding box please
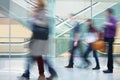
[84,44,100,67]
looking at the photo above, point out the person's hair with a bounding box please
[86,19,92,22]
[86,19,94,26]
[37,0,46,8]
[106,8,114,15]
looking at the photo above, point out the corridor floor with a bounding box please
[0,57,120,80]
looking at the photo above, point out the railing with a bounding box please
[55,16,72,27]
[24,0,37,8]
[56,37,120,56]
[55,2,99,38]
[24,0,73,28]
[23,0,98,29]
[0,37,30,44]
[56,2,98,28]
[56,2,118,38]
[0,36,119,55]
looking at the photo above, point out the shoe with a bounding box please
[103,70,113,73]
[38,76,46,80]
[92,67,100,70]
[83,62,92,68]
[46,74,58,80]
[18,73,29,80]
[65,65,73,68]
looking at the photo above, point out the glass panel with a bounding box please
[55,0,92,38]
[0,0,33,79]
[0,15,11,80]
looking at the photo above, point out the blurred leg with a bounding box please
[93,51,100,70]
[35,56,45,80]
[84,45,92,63]
[78,41,84,57]
[35,56,45,76]
[44,58,57,75]
[103,38,114,73]
[107,40,114,71]
[22,56,35,79]
[44,57,58,80]
[67,46,76,67]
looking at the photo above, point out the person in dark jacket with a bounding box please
[103,8,117,73]
[65,21,81,68]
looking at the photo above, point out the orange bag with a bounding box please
[92,40,106,52]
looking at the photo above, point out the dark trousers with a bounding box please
[69,46,77,66]
[23,56,44,78]
[68,41,83,66]
[84,44,100,67]
[104,38,114,71]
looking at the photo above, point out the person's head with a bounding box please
[36,0,46,9]
[70,13,75,17]
[105,8,114,17]
[69,13,76,19]
[86,19,93,26]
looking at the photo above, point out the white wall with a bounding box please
[55,0,91,19]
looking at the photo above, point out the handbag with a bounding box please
[91,32,107,53]
[32,24,49,40]
[92,40,106,52]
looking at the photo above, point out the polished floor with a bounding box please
[0,57,120,80]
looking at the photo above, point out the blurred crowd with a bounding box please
[19,0,118,80]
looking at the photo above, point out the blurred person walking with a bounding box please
[103,8,117,73]
[20,0,57,80]
[65,14,83,68]
[83,19,100,69]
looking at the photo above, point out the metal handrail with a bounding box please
[23,0,98,29]
[24,0,37,8]
[56,2,98,28]
[55,2,99,37]
[56,2,118,38]
[24,0,73,28]
[0,17,8,18]
[55,16,72,27]
[0,40,30,45]
[0,37,30,38]
[0,37,30,44]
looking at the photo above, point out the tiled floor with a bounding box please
[0,57,120,80]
